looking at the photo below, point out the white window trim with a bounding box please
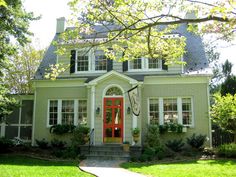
[75,48,107,74]
[147,97,194,127]
[47,99,88,127]
[128,58,162,72]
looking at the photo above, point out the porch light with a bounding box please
[127,107,131,114]
[96,107,100,115]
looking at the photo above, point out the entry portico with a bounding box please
[86,70,141,145]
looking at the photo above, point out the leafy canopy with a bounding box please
[211,94,236,142]
[57,0,236,64]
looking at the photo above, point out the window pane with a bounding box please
[49,100,58,125]
[95,50,107,71]
[21,100,33,124]
[163,98,178,123]
[62,100,74,125]
[182,98,192,125]
[20,126,32,140]
[77,55,89,71]
[5,126,18,139]
[148,58,160,69]
[7,107,19,124]
[106,87,122,96]
[78,100,87,125]
[130,58,142,69]
[149,99,159,124]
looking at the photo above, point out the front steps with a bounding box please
[80,144,130,161]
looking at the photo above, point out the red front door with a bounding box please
[103,97,123,143]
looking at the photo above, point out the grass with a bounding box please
[0,154,93,177]
[121,159,236,177]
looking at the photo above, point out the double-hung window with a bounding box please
[128,57,162,71]
[95,50,107,71]
[75,49,107,73]
[61,100,74,125]
[48,99,87,126]
[148,97,193,126]
[77,52,89,72]
[149,99,159,124]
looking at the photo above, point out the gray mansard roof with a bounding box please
[34,24,210,81]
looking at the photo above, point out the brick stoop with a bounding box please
[79,144,130,161]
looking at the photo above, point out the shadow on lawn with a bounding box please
[0,154,78,166]
[121,159,236,169]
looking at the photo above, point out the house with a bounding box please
[0,17,212,148]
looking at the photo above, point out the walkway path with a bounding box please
[79,159,147,177]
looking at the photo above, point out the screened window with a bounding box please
[149,99,159,124]
[49,100,58,125]
[95,50,107,71]
[77,55,89,71]
[148,58,160,69]
[61,100,74,125]
[163,98,178,123]
[182,98,192,126]
[129,58,142,69]
[78,100,87,125]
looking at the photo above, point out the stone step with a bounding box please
[86,154,130,161]
[79,145,130,161]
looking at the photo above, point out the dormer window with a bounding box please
[70,48,111,74]
[128,57,163,71]
[95,50,107,71]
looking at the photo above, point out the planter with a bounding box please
[123,144,130,152]
[133,135,139,143]
[182,127,187,132]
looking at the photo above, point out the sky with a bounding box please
[23,0,236,74]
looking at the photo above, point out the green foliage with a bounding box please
[35,139,49,149]
[50,124,76,135]
[53,146,79,159]
[159,123,184,134]
[186,133,206,149]
[159,124,168,134]
[220,76,236,96]
[165,139,185,152]
[5,44,44,94]
[61,0,236,67]
[50,139,67,149]
[132,127,140,136]
[145,124,161,148]
[217,143,236,158]
[71,126,90,146]
[0,137,13,152]
[211,93,236,142]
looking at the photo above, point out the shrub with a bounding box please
[51,139,66,149]
[0,137,13,153]
[217,143,236,158]
[145,124,161,148]
[187,133,206,150]
[50,124,76,135]
[71,126,90,146]
[165,139,185,152]
[35,139,49,149]
[159,124,168,134]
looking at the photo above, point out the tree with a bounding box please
[222,59,233,78]
[0,0,37,118]
[221,76,236,96]
[4,44,44,94]
[57,0,236,63]
[211,94,236,143]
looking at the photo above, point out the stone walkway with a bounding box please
[79,159,147,177]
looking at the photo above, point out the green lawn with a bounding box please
[121,159,236,177]
[0,154,93,177]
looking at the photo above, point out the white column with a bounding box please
[91,85,95,129]
[32,89,37,146]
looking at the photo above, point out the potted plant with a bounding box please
[79,126,90,143]
[123,141,130,152]
[132,127,140,143]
